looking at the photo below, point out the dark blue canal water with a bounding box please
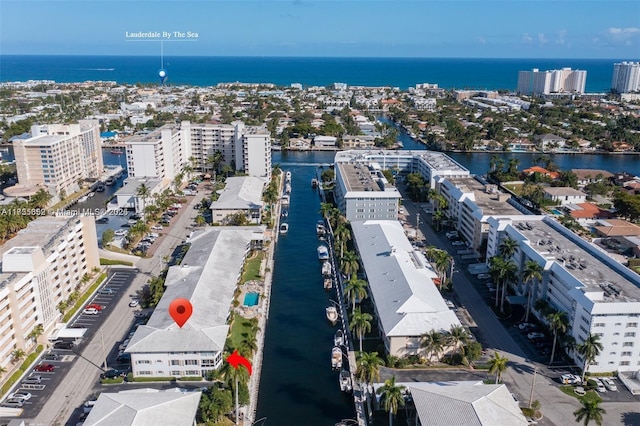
[260,126,640,425]
[256,162,355,425]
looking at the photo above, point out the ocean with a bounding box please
[0,55,623,92]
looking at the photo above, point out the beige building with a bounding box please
[12,120,104,199]
[0,216,99,373]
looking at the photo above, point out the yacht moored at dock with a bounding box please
[279,223,289,234]
[339,369,352,392]
[316,220,326,237]
[317,245,329,261]
[334,329,344,347]
[326,306,338,325]
[324,277,333,291]
[331,346,343,370]
[322,261,331,276]
[311,178,319,188]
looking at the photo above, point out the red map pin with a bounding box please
[169,298,193,328]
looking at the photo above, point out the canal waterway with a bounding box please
[255,162,355,425]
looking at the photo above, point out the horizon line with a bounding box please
[0,53,635,61]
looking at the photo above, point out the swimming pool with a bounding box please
[243,292,260,307]
[550,209,564,216]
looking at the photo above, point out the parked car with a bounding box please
[53,341,74,350]
[517,322,536,331]
[35,363,55,372]
[100,369,123,379]
[151,225,163,230]
[561,374,580,384]
[114,229,128,236]
[85,303,103,311]
[602,378,617,391]
[43,352,59,360]
[592,378,607,392]
[445,231,458,238]
[452,241,465,246]
[511,393,519,403]
[7,392,32,401]
[2,399,24,408]
[98,288,114,295]
[444,299,455,309]
[128,299,139,307]
[116,353,131,364]
[527,332,545,340]
[119,339,130,351]
[477,273,491,280]
[95,217,109,224]
[22,375,42,384]
[83,308,99,315]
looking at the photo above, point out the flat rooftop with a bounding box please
[0,216,77,257]
[334,149,469,173]
[446,177,521,216]
[126,124,179,144]
[512,218,640,302]
[338,162,386,193]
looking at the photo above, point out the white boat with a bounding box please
[87,192,95,198]
[281,210,289,218]
[324,277,333,291]
[316,221,326,236]
[317,245,329,261]
[331,346,343,370]
[322,261,331,276]
[334,329,344,347]
[281,195,290,205]
[285,183,292,194]
[326,306,338,325]
[311,178,319,188]
[339,369,353,392]
[77,195,89,203]
[105,177,116,186]
[279,223,289,234]
[286,171,292,182]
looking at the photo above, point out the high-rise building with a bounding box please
[0,216,100,372]
[13,120,103,199]
[517,68,587,95]
[611,61,640,94]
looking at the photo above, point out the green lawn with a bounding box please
[226,317,256,356]
[559,385,602,403]
[242,252,264,283]
[62,272,107,322]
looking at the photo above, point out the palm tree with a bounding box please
[432,209,444,231]
[341,250,360,280]
[356,351,384,418]
[573,399,606,426]
[547,311,568,365]
[489,256,517,312]
[239,334,258,358]
[376,376,406,426]
[577,334,603,383]
[433,250,453,287]
[498,237,518,259]
[136,183,151,216]
[344,277,368,314]
[0,365,6,378]
[446,325,469,356]
[333,223,351,259]
[27,323,44,343]
[488,351,509,384]
[421,330,445,363]
[319,202,333,219]
[522,260,543,321]
[11,349,26,364]
[350,308,373,352]
[30,188,53,209]
[207,150,224,177]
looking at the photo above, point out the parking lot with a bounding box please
[1,269,137,419]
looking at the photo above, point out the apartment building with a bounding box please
[126,227,259,378]
[235,123,272,178]
[333,150,469,222]
[437,176,521,256]
[351,220,461,358]
[486,215,640,373]
[210,176,267,225]
[611,61,640,94]
[12,120,104,199]
[125,122,188,182]
[0,216,99,371]
[517,68,587,95]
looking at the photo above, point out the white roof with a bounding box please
[83,388,201,426]
[210,176,266,210]
[351,220,460,337]
[375,381,527,426]
[126,227,258,353]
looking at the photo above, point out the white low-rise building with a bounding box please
[543,187,587,205]
[351,220,461,358]
[126,227,259,378]
[487,215,640,373]
[210,176,267,225]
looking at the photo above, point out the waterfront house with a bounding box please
[571,169,614,187]
[542,186,587,205]
[534,133,566,151]
[209,176,266,225]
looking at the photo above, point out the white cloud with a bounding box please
[556,29,566,45]
[538,33,547,45]
[521,33,533,44]
[608,27,640,35]
[605,27,640,46]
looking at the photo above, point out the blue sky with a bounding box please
[1,0,639,58]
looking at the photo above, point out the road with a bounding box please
[399,191,608,426]
[28,190,207,426]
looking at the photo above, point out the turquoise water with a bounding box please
[551,209,564,216]
[243,292,260,307]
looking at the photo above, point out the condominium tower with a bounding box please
[13,120,104,198]
[517,68,587,96]
[611,61,640,94]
